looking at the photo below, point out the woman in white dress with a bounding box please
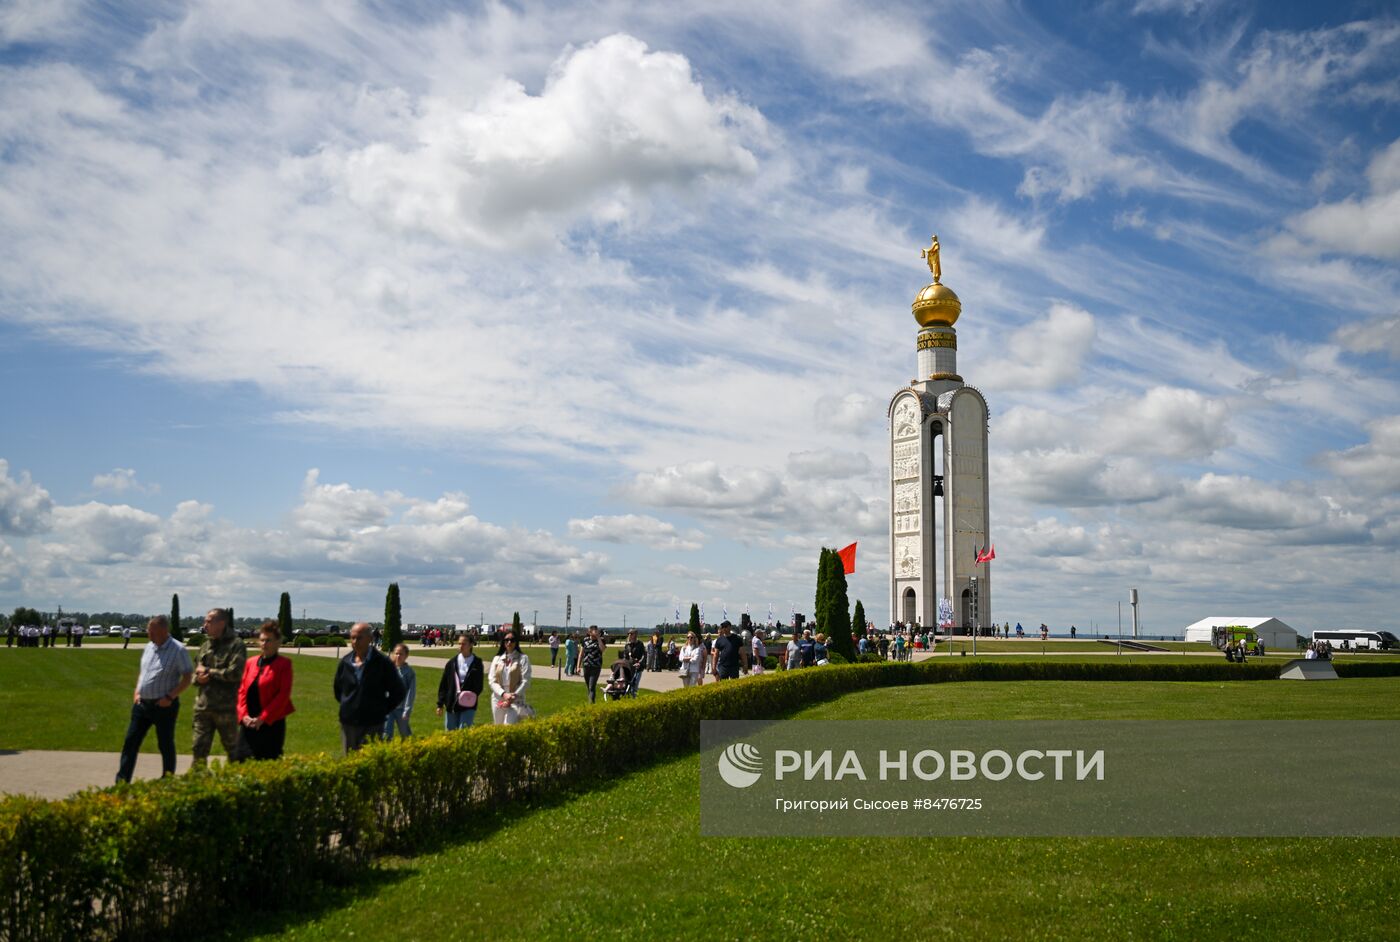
[678,631,706,687]
[488,633,533,724]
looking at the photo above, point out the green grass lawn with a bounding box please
[793,677,1400,720]
[210,676,1400,942]
[0,650,645,755]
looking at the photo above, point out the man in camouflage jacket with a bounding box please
[191,608,246,768]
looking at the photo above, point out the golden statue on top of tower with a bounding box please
[921,234,941,284]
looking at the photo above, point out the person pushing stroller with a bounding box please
[603,655,635,701]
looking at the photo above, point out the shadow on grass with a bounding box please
[196,863,415,941]
[197,765,658,942]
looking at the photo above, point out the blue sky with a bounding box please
[0,0,1397,633]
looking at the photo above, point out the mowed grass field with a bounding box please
[205,675,1400,942]
[0,650,643,756]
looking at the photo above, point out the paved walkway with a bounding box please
[0,642,1245,800]
[0,751,225,800]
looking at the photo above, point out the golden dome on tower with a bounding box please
[912,281,961,327]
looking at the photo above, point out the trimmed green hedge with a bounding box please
[3,657,1397,940]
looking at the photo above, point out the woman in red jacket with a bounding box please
[235,620,295,761]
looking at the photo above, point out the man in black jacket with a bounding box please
[622,629,646,698]
[333,622,406,753]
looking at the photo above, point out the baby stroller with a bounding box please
[604,659,634,701]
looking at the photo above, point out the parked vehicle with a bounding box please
[1312,629,1398,651]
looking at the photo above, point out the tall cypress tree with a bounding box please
[852,599,867,640]
[278,592,293,639]
[512,611,522,634]
[688,603,701,635]
[815,547,831,630]
[825,551,855,660]
[384,583,403,649]
[170,594,181,641]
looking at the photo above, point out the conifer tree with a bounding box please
[170,593,182,641]
[824,551,855,660]
[384,583,403,649]
[512,611,522,634]
[278,592,293,639]
[688,603,701,635]
[815,547,831,629]
[852,599,867,641]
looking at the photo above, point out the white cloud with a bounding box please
[48,502,162,564]
[978,304,1096,392]
[1285,138,1400,261]
[1096,386,1234,459]
[328,33,763,248]
[622,462,783,511]
[0,0,83,44]
[11,466,610,614]
[293,469,400,540]
[92,468,159,495]
[1319,416,1400,497]
[1334,313,1400,360]
[0,460,53,535]
[994,450,1173,506]
[786,450,870,480]
[1151,23,1400,184]
[568,514,703,550]
[814,393,877,436]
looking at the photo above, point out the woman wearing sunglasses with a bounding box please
[488,633,534,724]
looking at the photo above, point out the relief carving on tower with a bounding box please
[894,513,920,534]
[892,441,919,481]
[895,536,921,578]
[892,398,920,439]
[893,481,920,515]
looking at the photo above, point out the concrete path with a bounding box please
[0,751,222,800]
[0,642,1251,801]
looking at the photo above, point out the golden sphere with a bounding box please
[912,282,961,327]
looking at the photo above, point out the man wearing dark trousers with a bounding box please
[711,622,743,681]
[579,626,604,703]
[333,622,405,753]
[623,629,646,698]
[115,615,193,784]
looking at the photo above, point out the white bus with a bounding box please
[1311,629,1398,651]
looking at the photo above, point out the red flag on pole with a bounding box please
[976,544,996,563]
[837,542,857,574]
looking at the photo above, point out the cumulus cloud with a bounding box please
[10,466,610,614]
[329,34,763,248]
[1096,386,1234,459]
[48,502,162,564]
[0,460,53,535]
[1319,416,1400,497]
[622,462,783,511]
[995,450,1173,506]
[92,468,158,495]
[568,514,703,550]
[979,304,1096,391]
[621,460,885,542]
[1284,138,1400,261]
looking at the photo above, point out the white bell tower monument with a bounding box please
[888,235,990,633]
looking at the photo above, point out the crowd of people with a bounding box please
[92,610,1128,784]
[1303,640,1333,661]
[112,610,545,784]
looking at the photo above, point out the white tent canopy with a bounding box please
[1184,616,1299,649]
